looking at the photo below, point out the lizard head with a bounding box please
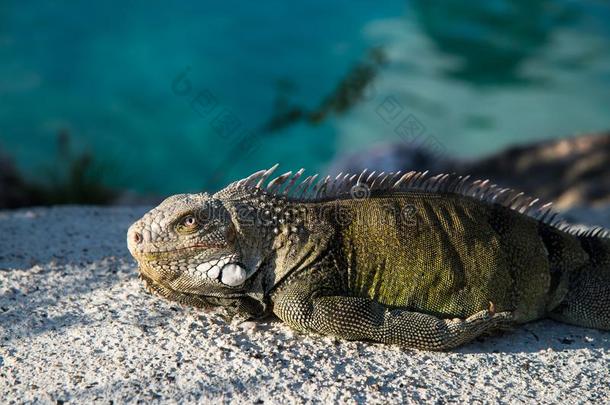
[127,192,257,308]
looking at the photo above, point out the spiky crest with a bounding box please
[226,164,609,239]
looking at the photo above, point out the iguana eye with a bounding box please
[183,215,197,227]
[174,211,208,234]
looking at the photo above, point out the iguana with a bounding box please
[126,165,610,350]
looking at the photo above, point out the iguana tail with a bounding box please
[548,233,610,330]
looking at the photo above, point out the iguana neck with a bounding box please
[217,188,335,294]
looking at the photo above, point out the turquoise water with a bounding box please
[1,1,610,194]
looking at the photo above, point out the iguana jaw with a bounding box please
[133,244,249,294]
[138,272,243,309]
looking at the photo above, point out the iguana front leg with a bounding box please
[273,285,513,350]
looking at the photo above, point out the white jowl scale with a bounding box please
[207,265,221,279]
[195,257,246,286]
[196,257,231,280]
[220,264,247,286]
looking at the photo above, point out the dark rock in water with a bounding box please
[329,132,610,209]
[459,133,610,209]
[0,149,33,209]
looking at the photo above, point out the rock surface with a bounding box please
[330,132,610,209]
[1,206,610,403]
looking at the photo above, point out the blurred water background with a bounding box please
[1,0,610,196]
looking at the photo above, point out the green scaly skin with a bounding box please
[127,166,610,350]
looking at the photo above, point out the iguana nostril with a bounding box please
[133,232,143,244]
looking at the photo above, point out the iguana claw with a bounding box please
[488,301,496,315]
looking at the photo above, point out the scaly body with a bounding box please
[127,165,610,350]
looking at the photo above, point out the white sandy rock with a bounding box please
[0,205,609,403]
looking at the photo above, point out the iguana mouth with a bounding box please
[135,243,227,260]
[180,243,228,250]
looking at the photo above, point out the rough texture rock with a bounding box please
[460,133,610,209]
[330,132,610,209]
[1,206,609,403]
